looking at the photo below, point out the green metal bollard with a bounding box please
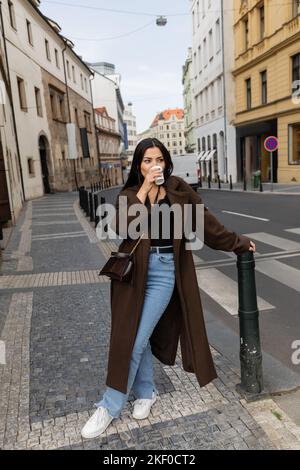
[236,251,263,395]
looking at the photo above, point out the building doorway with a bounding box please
[0,139,11,224]
[39,135,51,194]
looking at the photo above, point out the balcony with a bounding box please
[235,15,300,72]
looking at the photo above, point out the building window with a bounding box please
[243,17,249,50]
[35,87,43,117]
[202,137,206,151]
[198,46,201,74]
[45,39,51,61]
[27,158,35,176]
[74,107,79,127]
[203,38,207,66]
[216,19,221,52]
[84,111,91,132]
[84,77,88,92]
[259,4,265,40]
[55,49,60,68]
[8,1,17,30]
[58,96,65,122]
[246,78,251,110]
[50,91,56,118]
[66,60,71,79]
[208,29,213,60]
[49,87,65,122]
[261,70,267,104]
[192,11,195,35]
[80,74,84,90]
[26,20,33,45]
[217,77,222,107]
[288,124,300,164]
[292,53,300,94]
[292,0,300,17]
[72,65,76,83]
[17,77,27,111]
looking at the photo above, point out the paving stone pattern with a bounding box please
[0,192,299,450]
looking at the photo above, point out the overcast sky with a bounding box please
[40,0,192,133]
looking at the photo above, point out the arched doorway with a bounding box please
[39,135,51,194]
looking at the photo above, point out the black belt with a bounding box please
[149,245,173,253]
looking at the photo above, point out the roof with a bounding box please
[150,108,184,127]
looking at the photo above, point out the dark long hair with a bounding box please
[122,138,173,190]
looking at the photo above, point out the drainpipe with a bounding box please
[221,0,228,183]
[0,1,26,201]
[62,42,78,190]
[89,73,102,180]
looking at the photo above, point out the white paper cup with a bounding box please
[150,165,164,185]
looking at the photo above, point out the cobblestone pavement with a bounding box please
[0,192,300,450]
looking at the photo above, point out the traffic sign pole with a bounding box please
[271,151,273,192]
[264,136,278,192]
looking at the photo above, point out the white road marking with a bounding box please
[285,228,300,235]
[222,211,270,221]
[195,268,274,316]
[244,233,300,251]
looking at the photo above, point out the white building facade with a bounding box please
[88,62,126,159]
[182,47,196,153]
[191,0,237,183]
[123,103,137,166]
[2,0,97,199]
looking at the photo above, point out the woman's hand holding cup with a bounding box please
[141,166,164,193]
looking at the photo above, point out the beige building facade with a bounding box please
[233,0,300,184]
[95,107,122,186]
[3,0,98,200]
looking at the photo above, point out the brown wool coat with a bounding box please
[105,175,251,394]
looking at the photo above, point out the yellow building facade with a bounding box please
[233,0,300,184]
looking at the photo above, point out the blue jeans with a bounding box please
[95,250,175,418]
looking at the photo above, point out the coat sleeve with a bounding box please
[111,189,149,239]
[177,177,251,255]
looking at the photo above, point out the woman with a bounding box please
[81,138,256,439]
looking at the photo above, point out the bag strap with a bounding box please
[129,232,145,256]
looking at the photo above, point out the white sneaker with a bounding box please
[132,391,157,420]
[81,406,114,439]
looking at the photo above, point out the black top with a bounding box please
[145,191,174,246]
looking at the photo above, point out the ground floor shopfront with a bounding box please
[236,115,300,185]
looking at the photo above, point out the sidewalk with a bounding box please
[0,192,299,450]
[198,181,300,195]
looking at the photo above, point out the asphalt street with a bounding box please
[195,189,300,382]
